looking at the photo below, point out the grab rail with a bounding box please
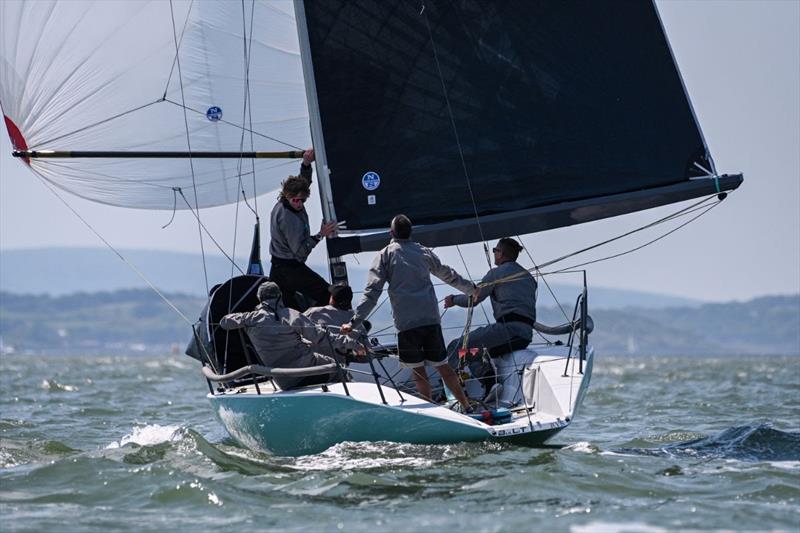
[202,363,338,382]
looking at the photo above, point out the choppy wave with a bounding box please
[617,424,800,462]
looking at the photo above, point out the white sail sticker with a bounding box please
[362,171,381,191]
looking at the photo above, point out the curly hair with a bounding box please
[279,175,311,200]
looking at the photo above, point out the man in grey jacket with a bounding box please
[342,215,474,412]
[444,237,537,397]
[269,148,338,310]
[303,283,368,363]
[220,281,363,390]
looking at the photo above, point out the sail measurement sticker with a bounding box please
[206,106,223,122]
[361,171,380,191]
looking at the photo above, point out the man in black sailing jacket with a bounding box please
[269,148,338,311]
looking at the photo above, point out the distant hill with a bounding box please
[0,247,701,309]
[0,289,797,356]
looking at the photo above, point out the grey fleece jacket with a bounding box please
[452,261,537,322]
[220,298,356,389]
[303,305,366,361]
[269,162,318,262]
[351,238,475,333]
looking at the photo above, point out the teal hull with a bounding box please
[210,392,490,456]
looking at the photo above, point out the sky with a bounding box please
[1,0,798,303]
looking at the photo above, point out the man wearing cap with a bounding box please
[341,214,475,413]
[304,282,369,363]
[220,281,364,390]
[269,148,338,310]
[444,237,537,399]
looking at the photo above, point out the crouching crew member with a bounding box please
[304,282,369,363]
[220,281,364,390]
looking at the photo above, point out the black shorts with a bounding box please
[397,324,447,368]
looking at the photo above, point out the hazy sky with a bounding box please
[1,0,798,302]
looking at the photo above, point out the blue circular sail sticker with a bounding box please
[362,171,381,191]
[206,106,223,121]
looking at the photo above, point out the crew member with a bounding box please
[269,148,337,310]
[304,282,369,363]
[444,237,537,398]
[220,281,364,390]
[342,214,475,413]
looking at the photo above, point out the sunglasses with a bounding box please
[492,247,501,253]
[290,196,308,204]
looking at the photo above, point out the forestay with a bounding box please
[0,0,309,210]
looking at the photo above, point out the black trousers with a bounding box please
[269,258,330,311]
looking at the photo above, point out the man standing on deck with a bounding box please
[269,148,338,310]
[444,237,537,399]
[341,214,475,413]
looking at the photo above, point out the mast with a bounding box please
[293,0,349,286]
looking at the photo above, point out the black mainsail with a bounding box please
[297,0,742,256]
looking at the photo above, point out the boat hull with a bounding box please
[209,347,593,456]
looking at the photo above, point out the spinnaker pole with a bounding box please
[12,150,305,159]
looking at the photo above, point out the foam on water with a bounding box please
[564,441,599,454]
[106,424,183,449]
[571,521,667,533]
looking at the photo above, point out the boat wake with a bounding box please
[616,424,800,462]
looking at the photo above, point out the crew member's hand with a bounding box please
[341,323,353,334]
[302,148,315,165]
[443,295,455,309]
[319,220,338,238]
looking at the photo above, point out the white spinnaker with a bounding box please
[0,0,309,210]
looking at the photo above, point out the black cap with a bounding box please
[329,282,353,307]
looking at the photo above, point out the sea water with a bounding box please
[1,354,798,532]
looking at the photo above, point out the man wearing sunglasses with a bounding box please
[443,237,537,400]
[269,148,338,310]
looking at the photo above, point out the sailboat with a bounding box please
[1,0,742,456]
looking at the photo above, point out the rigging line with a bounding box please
[244,0,259,216]
[176,189,246,276]
[549,201,722,274]
[537,195,719,271]
[234,0,256,219]
[29,170,193,326]
[162,188,178,229]
[33,100,164,149]
[516,235,573,326]
[420,4,491,268]
[455,245,491,324]
[162,0,195,99]
[162,98,304,150]
[470,194,722,293]
[170,0,209,295]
